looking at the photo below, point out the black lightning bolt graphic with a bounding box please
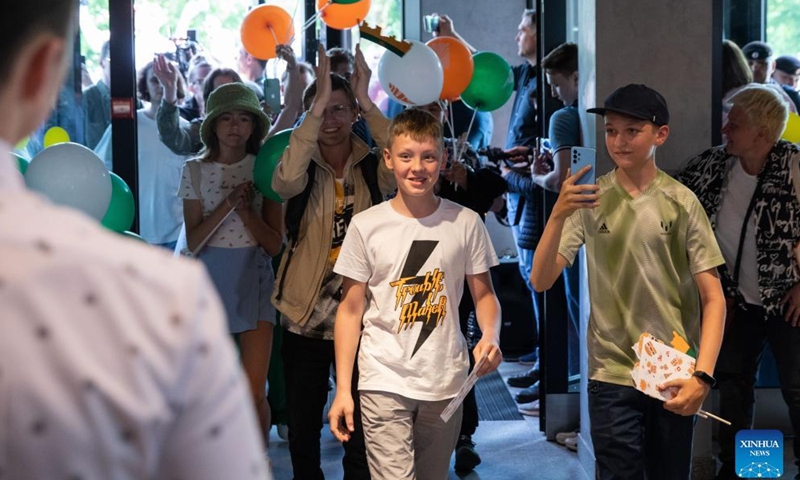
[397,240,439,358]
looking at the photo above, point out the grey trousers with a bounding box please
[359,390,462,480]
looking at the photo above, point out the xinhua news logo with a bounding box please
[735,430,783,478]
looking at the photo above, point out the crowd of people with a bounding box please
[4,2,800,480]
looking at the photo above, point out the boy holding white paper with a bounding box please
[531,84,727,480]
[328,108,502,480]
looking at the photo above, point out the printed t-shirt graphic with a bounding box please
[389,240,449,358]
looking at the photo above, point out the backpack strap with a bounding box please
[360,149,384,206]
[284,161,317,245]
[275,161,317,301]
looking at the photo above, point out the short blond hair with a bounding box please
[729,84,790,143]
[387,108,443,151]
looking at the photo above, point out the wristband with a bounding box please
[692,370,716,388]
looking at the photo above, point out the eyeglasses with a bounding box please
[323,104,353,119]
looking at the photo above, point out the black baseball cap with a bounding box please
[775,55,800,75]
[587,84,669,126]
[742,41,773,61]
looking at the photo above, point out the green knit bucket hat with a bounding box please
[200,82,271,147]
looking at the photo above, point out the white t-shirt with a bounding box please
[334,199,498,401]
[137,110,189,244]
[178,154,263,248]
[715,160,761,305]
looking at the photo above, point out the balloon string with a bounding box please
[302,13,318,31]
[448,100,455,144]
[268,25,279,47]
[451,105,477,176]
[464,106,478,152]
[302,1,331,31]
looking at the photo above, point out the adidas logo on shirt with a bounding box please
[660,220,673,235]
[598,223,610,234]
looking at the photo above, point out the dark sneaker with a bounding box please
[454,435,481,472]
[507,367,540,388]
[518,351,538,365]
[515,381,540,404]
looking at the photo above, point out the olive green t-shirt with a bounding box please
[559,169,724,386]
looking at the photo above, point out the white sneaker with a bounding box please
[555,430,578,445]
[517,399,540,416]
[564,435,578,452]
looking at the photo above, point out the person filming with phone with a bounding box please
[531,84,726,480]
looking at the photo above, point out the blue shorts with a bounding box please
[199,246,276,333]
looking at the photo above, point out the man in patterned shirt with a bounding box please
[531,84,726,480]
[676,84,800,480]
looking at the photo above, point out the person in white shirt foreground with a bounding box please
[0,1,271,478]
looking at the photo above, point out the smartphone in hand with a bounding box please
[570,147,596,186]
[263,78,282,115]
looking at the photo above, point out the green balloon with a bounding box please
[460,52,514,112]
[101,172,135,232]
[254,129,292,203]
[12,153,29,175]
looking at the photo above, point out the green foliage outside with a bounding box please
[81,0,253,79]
[767,0,800,58]
[80,0,403,82]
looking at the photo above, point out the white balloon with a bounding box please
[25,142,112,221]
[378,40,444,106]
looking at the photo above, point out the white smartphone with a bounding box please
[570,147,596,186]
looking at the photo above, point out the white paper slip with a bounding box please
[440,354,488,423]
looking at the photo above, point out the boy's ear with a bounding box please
[4,35,68,143]
[23,36,67,104]
[383,147,393,170]
[654,124,670,146]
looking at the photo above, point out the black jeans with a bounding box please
[588,380,694,480]
[282,330,370,480]
[716,303,800,472]
[458,283,479,438]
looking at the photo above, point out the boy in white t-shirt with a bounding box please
[328,108,503,479]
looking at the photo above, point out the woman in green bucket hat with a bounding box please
[179,82,284,444]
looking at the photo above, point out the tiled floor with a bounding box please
[266,362,798,480]
[267,361,588,480]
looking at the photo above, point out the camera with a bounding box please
[478,147,517,166]
[423,14,440,33]
[168,29,200,78]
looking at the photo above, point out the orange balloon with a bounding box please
[241,5,295,60]
[317,0,371,30]
[426,37,474,101]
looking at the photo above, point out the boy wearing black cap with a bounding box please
[531,84,726,479]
